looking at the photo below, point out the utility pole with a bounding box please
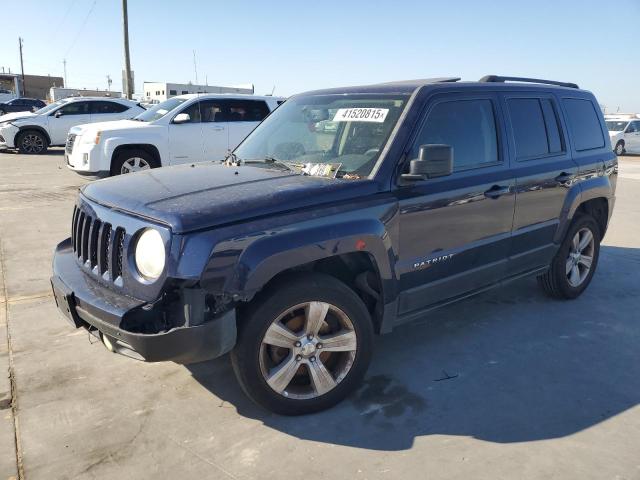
[106,75,112,92]
[122,0,133,99]
[62,59,67,87]
[18,37,25,96]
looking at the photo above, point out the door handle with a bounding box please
[555,172,575,184]
[484,185,511,199]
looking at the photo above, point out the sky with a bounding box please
[1,0,639,112]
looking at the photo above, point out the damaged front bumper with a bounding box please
[51,238,236,364]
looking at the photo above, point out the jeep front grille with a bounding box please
[71,205,125,281]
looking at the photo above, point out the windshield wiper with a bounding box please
[243,156,296,172]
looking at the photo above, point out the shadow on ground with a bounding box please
[186,245,640,451]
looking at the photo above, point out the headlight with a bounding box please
[134,229,165,280]
[81,131,101,144]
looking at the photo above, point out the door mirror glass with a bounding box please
[401,144,453,181]
[173,113,191,124]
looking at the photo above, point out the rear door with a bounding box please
[89,100,132,123]
[393,92,516,320]
[167,100,205,164]
[227,99,271,152]
[200,99,231,161]
[503,92,578,274]
[48,101,91,145]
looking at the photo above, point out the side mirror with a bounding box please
[54,110,64,118]
[173,113,191,124]
[401,144,453,181]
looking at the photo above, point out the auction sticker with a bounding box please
[333,108,389,123]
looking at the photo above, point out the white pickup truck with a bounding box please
[66,94,285,176]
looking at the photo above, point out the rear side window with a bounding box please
[412,99,499,170]
[90,101,129,114]
[226,100,270,122]
[508,98,563,159]
[562,99,605,151]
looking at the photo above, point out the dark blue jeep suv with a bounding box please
[51,76,617,414]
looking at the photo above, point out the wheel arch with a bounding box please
[111,143,162,169]
[16,125,51,145]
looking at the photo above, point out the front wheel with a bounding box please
[110,149,159,176]
[16,130,49,154]
[538,214,601,299]
[614,141,625,156]
[231,273,374,415]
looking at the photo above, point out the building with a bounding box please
[142,82,254,103]
[0,73,64,100]
[49,87,122,102]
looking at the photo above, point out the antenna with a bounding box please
[193,50,199,86]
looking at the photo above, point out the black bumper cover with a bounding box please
[51,239,236,364]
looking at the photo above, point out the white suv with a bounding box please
[0,97,144,154]
[606,117,640,155]
[65,94,284,176]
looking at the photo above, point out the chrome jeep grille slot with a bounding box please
[80,214,92,263]
[114,228,126,279]
[89,219,102,269]
[99,224,112,275]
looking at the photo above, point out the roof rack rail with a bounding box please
[479,75,579,89]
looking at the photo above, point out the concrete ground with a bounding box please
[1,148,639,480]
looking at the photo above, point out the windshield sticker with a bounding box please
[333,108,389,123]
[302,163,342,178]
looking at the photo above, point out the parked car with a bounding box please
[51,75,617,415]
[65,94,284,176]
[0,97,46,116]
[0,97,145,154]
[606,118,640,155]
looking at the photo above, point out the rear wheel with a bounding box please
[231,273,374,415]
[614,141,625,156]
[110,149,158,176]
[16,130,48,154]
[538,214,600,299]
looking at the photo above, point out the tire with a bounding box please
[110,149,159,176]
[614,141,625,156]
[231,272,374,415]
[16,130,49,154]
[0,110,5,116]
[537,214,601,299]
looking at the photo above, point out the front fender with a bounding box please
[238,218,396,301]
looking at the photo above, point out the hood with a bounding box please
[0,111,36,123]
[81,162,380,233]
[77,119,152,135]
[608,130,622,137]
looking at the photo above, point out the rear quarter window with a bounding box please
[562,98,605,151]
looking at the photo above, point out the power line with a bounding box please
[63,0,98,59]
[59,0,78,28]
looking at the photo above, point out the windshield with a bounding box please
[605,120,628,132]
[34,99,70,115]
[234,93,409,178]
[134,97,188,122]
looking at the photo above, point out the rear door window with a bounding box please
[562,99,605,151]
[508,98,564,159]
[226,100,270,122]
[90,101,129,114]
[411,99,499,171]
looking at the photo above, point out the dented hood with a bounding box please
[80,162,379,233]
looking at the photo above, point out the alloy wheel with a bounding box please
[121,157,151,174]
[21,134,44,153]
[259,301,358,400]
[566,227,595,287]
